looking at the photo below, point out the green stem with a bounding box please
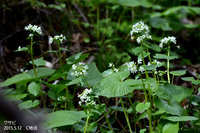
[127,96,137,132]
[84,113,90,133]
[140,43,153,132]
[30,36,46,108]
[167,46,170,83]
[120,97,132,132]
[30,37,37,78]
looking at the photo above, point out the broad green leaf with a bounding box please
[7,94,28,101]
[85,63,103,87]
[107,0,152,8]
[154,54,178,60]
[170,70,186,76]
[67,77,82,86]
[155,98,187,116]
[140,129,147,133]
[0,73,32,87]
[18,100,40,110]
[162,116,198,122]
[42,81,66,95]
[28,82,40,97]
[163,122,179,133]
[94,71,134,97]
[149,17,172,31]
[66,52,89,64]
[136,102,150,112]
[45,110,86,129]
[29,57,46,67]
[27,67,55,78]
[182,77,200,85]
[155,84,193,103]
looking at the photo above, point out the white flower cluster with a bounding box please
[78,88,96,106]
[130,21,149,35]
[24,24,42,35]
[147,60,162,66]
[159,36,176,48]
[130,21,152,44]
[49,34,66,44]
[136,34,152,44]
[57,96,66,101]
[124,61,138,74]
[71,62,88,77]
[109,63,119,73]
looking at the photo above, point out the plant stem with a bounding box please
[84,112,90,133]
[120,97,132,132]
[30,36,46,107]
[30,37,37,78]
[167,46,170,83]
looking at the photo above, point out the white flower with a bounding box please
[24,24,42,35]
[18,46,21,51]
[109,63,114,68]
[147,62,151,66]
[130,21,149,35]
[125,61,138,74]
[29,33,33,37]
[78,88,96,106]
[159,36,176,48]
[137,58,142,64]
[139,66,145,73]
[114,68,119,72]
[53,80,59,85]
[49,36,53,44]
[71,62,88,77]
[54,34,66,44]
[130,21,152,44]
[57,96,65,101]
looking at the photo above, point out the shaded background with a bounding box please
[0,0,200,80]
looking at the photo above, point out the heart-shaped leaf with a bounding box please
[136,102,150,112]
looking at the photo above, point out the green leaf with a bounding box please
[42,81,66,95]
[107,0,152,8]
[94,71,134,97]
[149,17,172,31]
[155,84,193,103]
[15,47,28,52]
[29,57,46,67]
[18,100,40,110]
[45,110,87,129]
[28,82,40,97]
[182,77,200,85]
[26,67,55,78]
[140,129,147,133]
[163,123,179,133]
[7,94,28,101]
[136,102,150,112]
[66,52,89,65]
[67,77,82,86]
[170,70,186,76]
[162,116,198,122]
[155,98,187,116]
[0,73,32,87]
[85,63,103,87]
[154,54,178,60]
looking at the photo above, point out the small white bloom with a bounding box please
[78,88,96,106]
[139,66,145,73]
[114,68,119,72]
[137,58,142,64]
[71,62,88,77]
[147,62,151,66]
[53,34,66,44]
[57,96,65,101]
[53,80,59,85]
[125,61,138,74]
[109,63,114,68]
[29,33,33,37]
[159,36,176,48]
[49,36,53,44]
[24,24,42,35]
